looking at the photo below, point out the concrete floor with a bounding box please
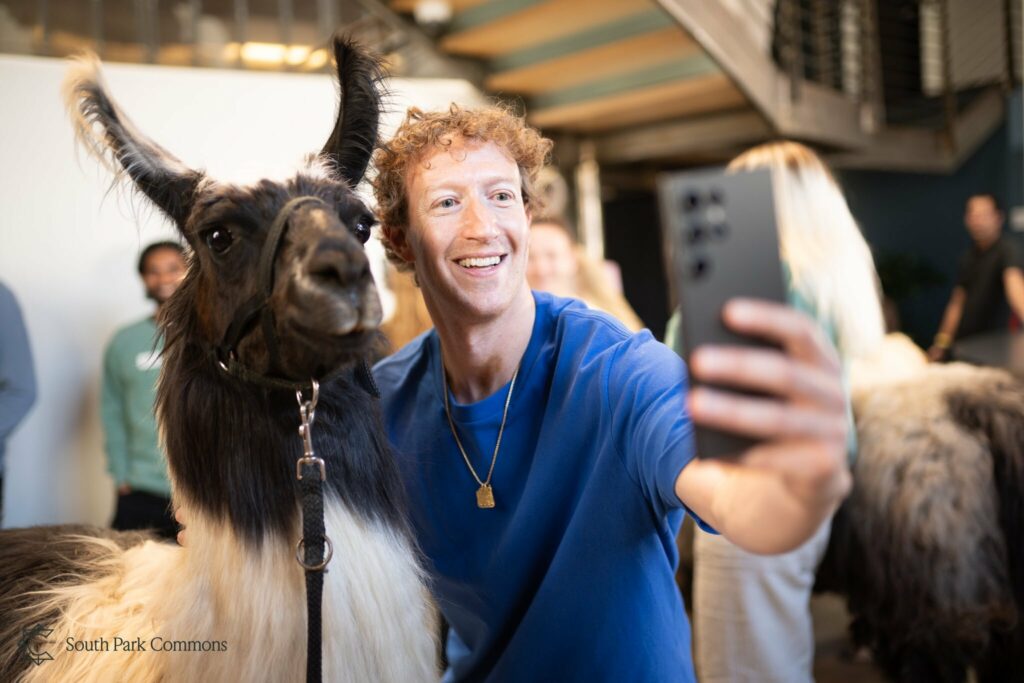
[811,593,887,683]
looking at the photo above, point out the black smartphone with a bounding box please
[657,167,787,459]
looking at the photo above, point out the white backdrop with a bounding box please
[0,53,484,527]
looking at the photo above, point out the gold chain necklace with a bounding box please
[442,365,519,509]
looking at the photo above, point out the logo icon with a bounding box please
[17,624,54,666]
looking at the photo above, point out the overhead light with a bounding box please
[413,0,453,32]
[221,42,326,69]
[304,49,329,70]
[284,45,311,66]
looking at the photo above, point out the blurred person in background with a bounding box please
[929,193,1024,361]
[527,215,644,331]
[0,281,37,525]
[668,141,885,683]
[101,241,185,540]
[380,263,434,354]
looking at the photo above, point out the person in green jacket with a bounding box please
[101,241,186,539]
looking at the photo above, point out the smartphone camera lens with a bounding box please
[708,188,724,205]
[712,223,728,240]
[686,225,706,245]
[688,255,710,280]
[682,191,700,212]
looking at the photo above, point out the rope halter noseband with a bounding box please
[212,195,380,396]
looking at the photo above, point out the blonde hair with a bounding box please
[728,141,884,358]
[529,216,644,332]
[372,103,553,272]
[573,247,645,332]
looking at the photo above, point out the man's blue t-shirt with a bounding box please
[374,291,703,682]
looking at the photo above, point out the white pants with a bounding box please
[692,519,832,683]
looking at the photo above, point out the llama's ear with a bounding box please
[320,36,385,188]
[63,53,202,228]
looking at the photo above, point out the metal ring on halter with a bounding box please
[296,536,334,571]
[216,350,237,374]
[296,379,320,416]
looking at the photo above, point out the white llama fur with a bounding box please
[18,497,438,683]
[849,332,929,391]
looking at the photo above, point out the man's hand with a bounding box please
[929,288,965,364]
[117,483,132,496]
[677,299,850,554]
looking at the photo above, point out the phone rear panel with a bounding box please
[658,167,787,459]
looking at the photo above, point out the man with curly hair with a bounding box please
[371,104,850,682]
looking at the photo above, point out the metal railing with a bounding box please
[0,0,481,80]
[772,0,879,104]
[771,0,1019,131]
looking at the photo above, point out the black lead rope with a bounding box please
[290,361,378,683]
[295,381,330,683]
[210,195,385,683]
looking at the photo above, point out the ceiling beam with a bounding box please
[487,25,698,96]
[447,0,544,32]
[592,109,770,164]
[440,0,647,57]
[828,87,1006,172]
[489,9,676,72]
[529,72,745,131]
[530,53,718,109]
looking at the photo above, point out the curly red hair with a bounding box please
[372,103,553,271]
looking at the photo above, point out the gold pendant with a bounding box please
[476,484,495,509]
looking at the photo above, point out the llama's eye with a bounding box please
[352,215,376,244]
[203,227,234,255]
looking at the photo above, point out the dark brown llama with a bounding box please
[0,38,438,682]
[816,336,1024,683]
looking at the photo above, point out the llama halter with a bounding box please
[216,195,323,383]
[213,195,380,397]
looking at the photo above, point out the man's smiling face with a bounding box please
[401,137,532,324]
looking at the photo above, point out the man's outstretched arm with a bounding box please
[676,300,850,555]
[1003,267,1024,326]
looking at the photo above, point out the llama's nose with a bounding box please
[306,239,370,290]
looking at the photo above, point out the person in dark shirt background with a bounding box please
[929,193,1024,361]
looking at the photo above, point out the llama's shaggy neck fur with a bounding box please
[17,497,437,682]
[7,338,440,681]
[4,294,440,683]
[157,303,409,544]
